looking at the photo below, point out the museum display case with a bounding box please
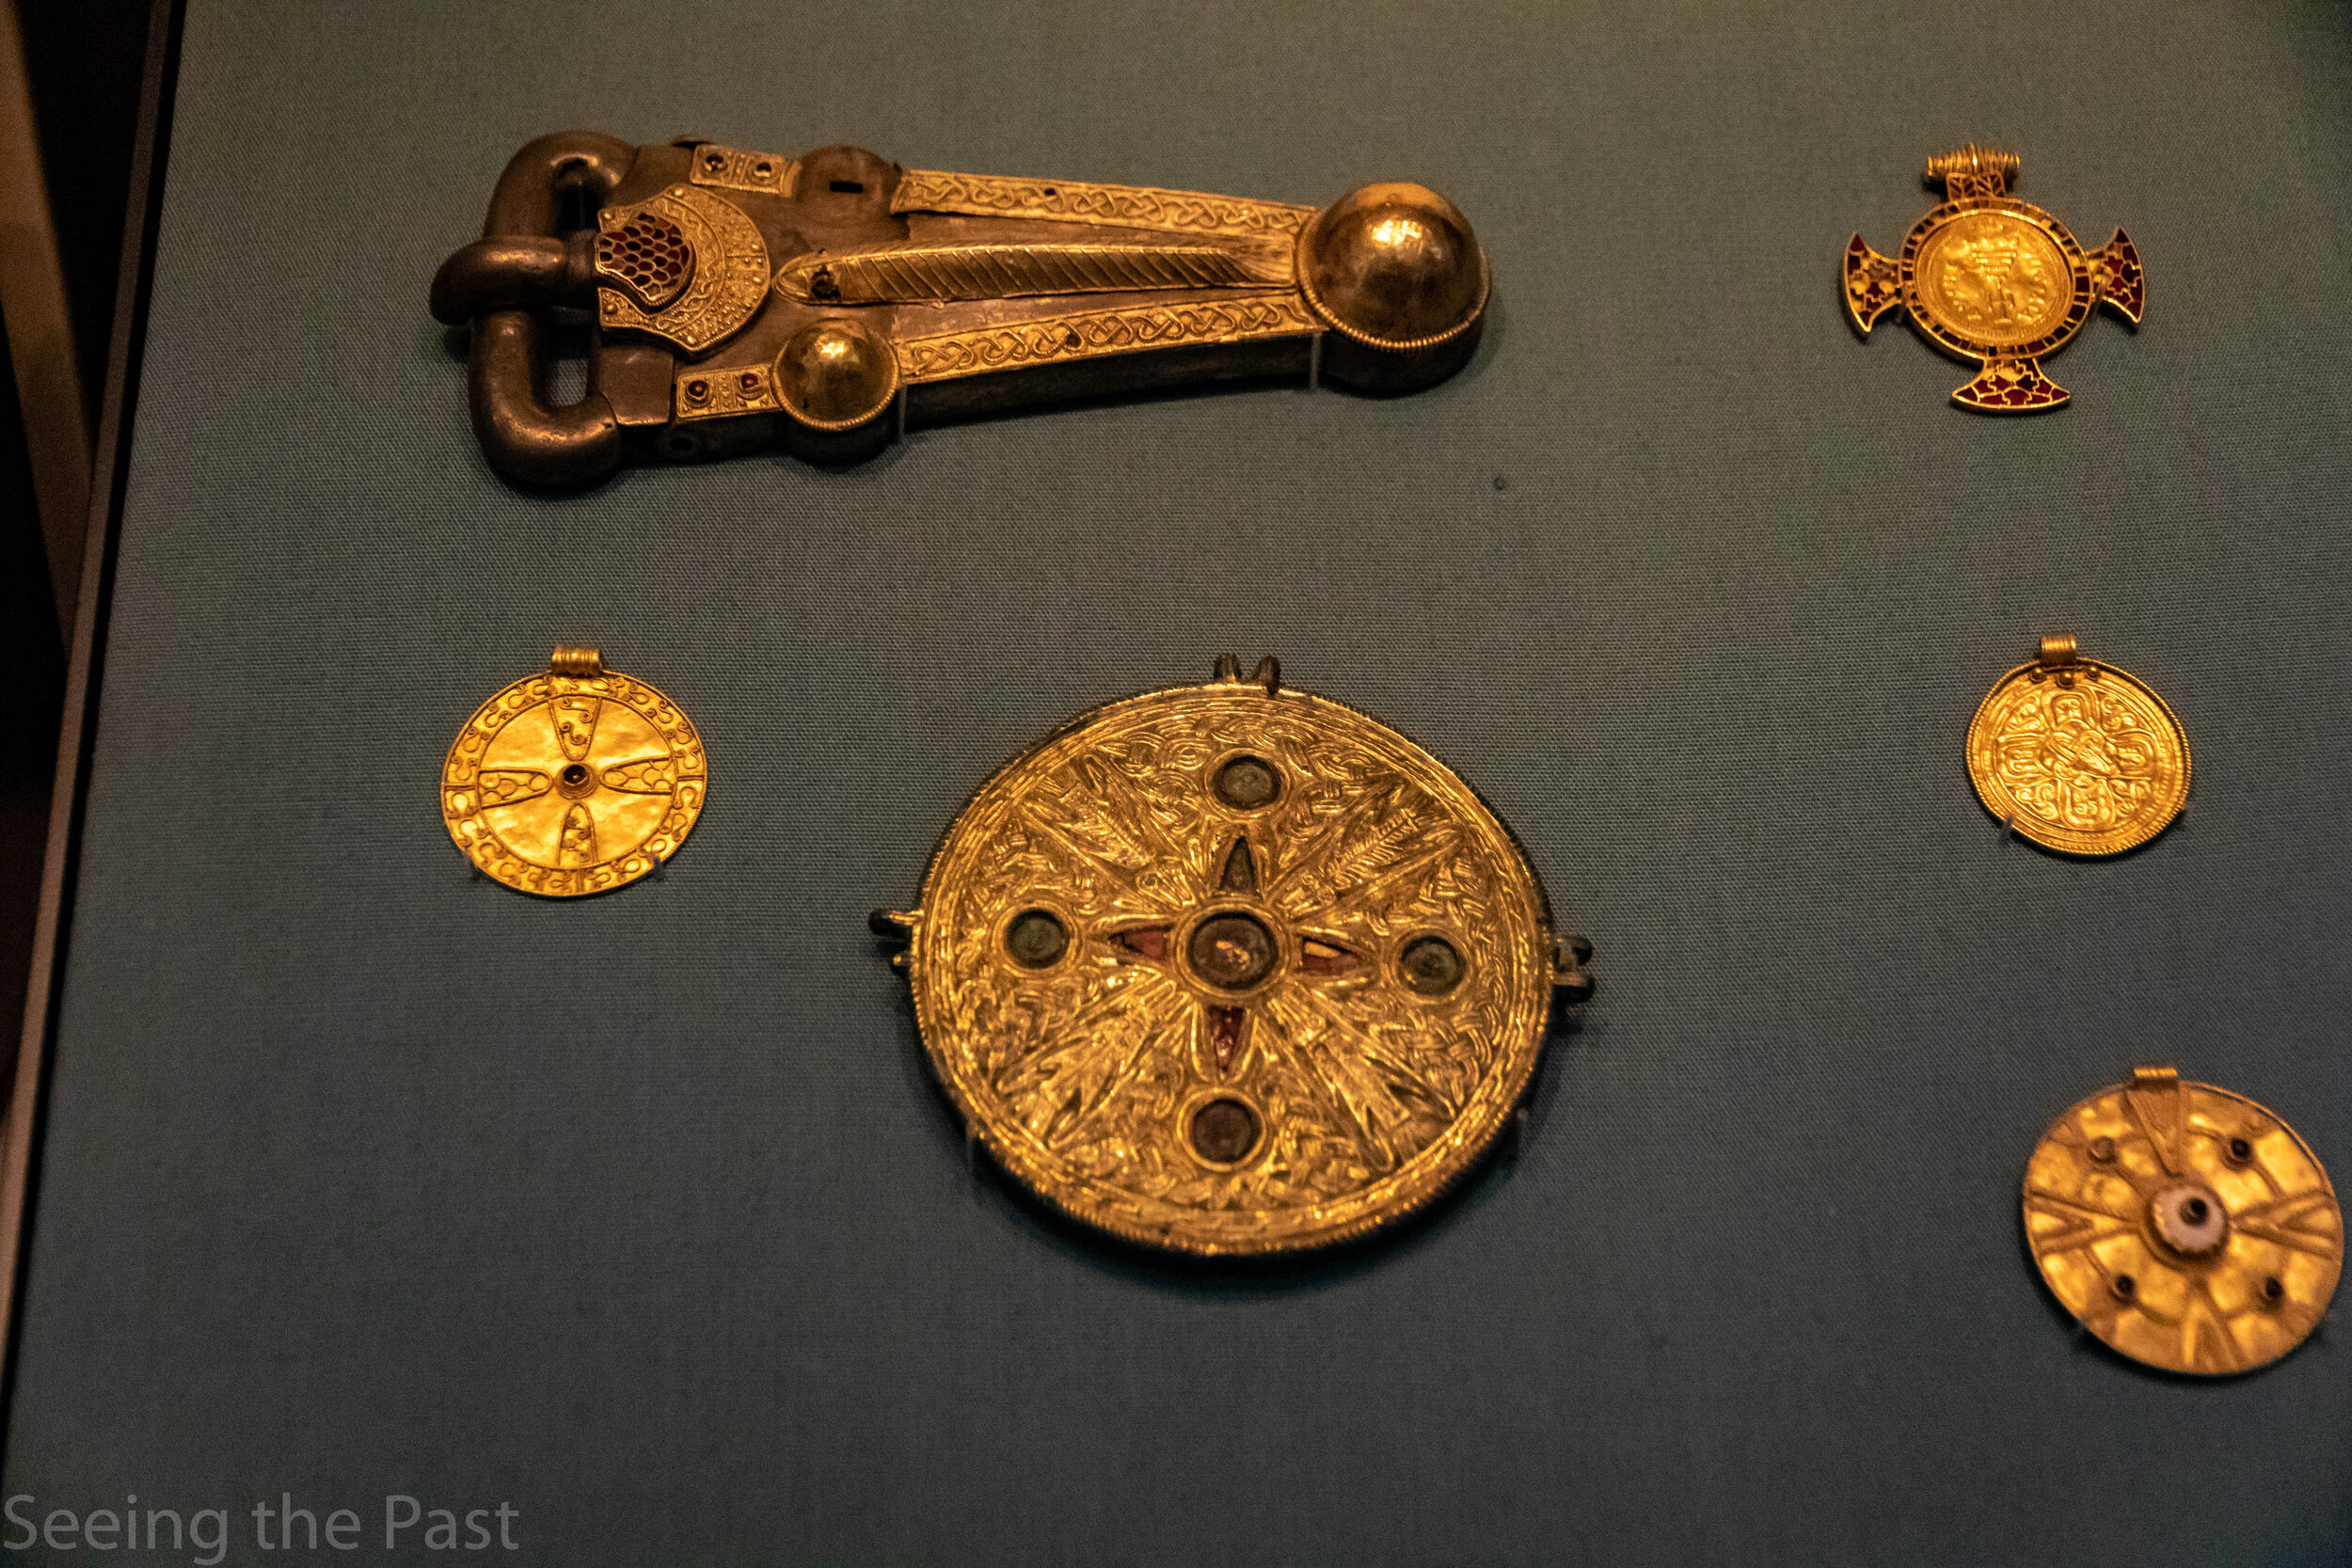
[2,3,2347,1563]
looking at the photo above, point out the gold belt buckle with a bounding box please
[430,135,1489,485]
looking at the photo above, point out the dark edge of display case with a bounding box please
[0,0,183,1430]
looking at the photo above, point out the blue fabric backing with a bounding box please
[6,2,2351,1562]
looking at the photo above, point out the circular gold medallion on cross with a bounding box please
[874,657,1593,1255]
[1843,145,2143,410]
[440,646,707,896]
[1965,634,2187,856]
[2025,1066,2341,1375]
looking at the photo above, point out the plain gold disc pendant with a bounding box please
[2024,1066,2341,1375]
[1965,633,2188,855]
[871,656,1594,1257]
[440,646,707,896]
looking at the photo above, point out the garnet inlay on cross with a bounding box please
[1098,815,1321,1026]
[995,745,1481,1167]
[1099,816,1364,1079]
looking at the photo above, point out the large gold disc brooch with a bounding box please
[872,657,1594,1255]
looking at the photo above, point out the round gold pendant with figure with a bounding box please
[2024,1066,2341,1375]
[871,657,1594,1256]
[1965,634,2187,855]
[440,646,707,896]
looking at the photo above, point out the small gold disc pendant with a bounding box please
[871,657,1594,1256]
[2024,1066,2341,1375]
[1843,145,2142,410]
[1965,633,2187,855]
[440,646,707,896]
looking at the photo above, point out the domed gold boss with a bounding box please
[871,657,1593,1256]
[1296,184,1486,346]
